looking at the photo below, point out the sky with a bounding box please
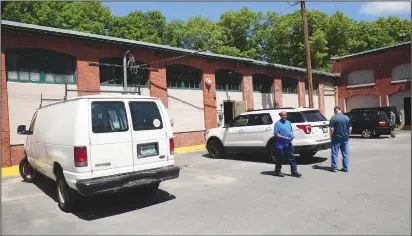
[103,1,411,22]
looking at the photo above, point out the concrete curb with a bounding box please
[1,144,206,177]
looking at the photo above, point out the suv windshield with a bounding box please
[301,110,327,122]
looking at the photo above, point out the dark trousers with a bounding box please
[275,145,298,173]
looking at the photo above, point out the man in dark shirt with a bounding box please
[329,106,352,172]
[273,111,302,178]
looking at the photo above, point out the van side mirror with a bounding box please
[17,125,27,135]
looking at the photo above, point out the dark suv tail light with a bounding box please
[296,124,312,134]
[378,121,387,127]
[74,147,88,167]
[169,138,175,155]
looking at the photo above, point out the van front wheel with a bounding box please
[56,174,78,213]
[19,158,38,183]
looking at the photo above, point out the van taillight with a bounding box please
[378,121,387,127]
[74,147,87,167]
[169,138,175,155]
[296,124,312,134]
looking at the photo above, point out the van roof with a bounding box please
[38,94,160,109]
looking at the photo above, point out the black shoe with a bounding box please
[274,171,284,177]
[291,171,302,178]
[340,168,348,172]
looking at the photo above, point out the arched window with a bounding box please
[215,69,242,92]
[392,63,411,82]
[282,77,298,94]
[253,74,273,93]
[166,64,202,89]
[6,48,76,84]
[99,57,149,87]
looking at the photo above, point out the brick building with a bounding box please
[1,20,340,168]
[332,42,411,127]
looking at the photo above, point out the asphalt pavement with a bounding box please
[2,131,411,235]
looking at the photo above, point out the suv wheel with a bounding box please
[207,139,226,158]
[267,139,276,163]
[361,128,374,139]
[299,151,317,158]
[19,157,38,183]
[56,173,78,213]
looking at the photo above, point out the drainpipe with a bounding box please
[123,50,130,92]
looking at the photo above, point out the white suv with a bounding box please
[205,108,331,162]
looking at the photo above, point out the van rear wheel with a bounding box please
[19,158,38,183]
[56,173,78,213]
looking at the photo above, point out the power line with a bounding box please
[138,2,300,68]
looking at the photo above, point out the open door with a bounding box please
[404,97,411,126]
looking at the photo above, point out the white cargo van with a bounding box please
[17,94,180,212]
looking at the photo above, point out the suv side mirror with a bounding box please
[17,125,27,135]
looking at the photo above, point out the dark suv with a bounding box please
[345,110,392,138]
[350,106,400,125]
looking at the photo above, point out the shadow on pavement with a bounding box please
[260,171,302,178]
[33,176,176,221]
[349,135,389,139]
[312,165,334,172]
[202,153,327,165]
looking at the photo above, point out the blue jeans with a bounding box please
[275,145,297,173]
[331,138,349,170]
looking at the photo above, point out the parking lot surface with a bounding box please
[2,131,411,235]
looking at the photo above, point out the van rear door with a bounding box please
[128,99,169,172]
[89,100,134,178]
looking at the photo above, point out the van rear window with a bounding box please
[129,101,163,131]
[301,110,327,122]
[91,102,129,133]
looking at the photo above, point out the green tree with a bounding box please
[108,10,166,43]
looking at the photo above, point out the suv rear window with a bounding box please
[91,102,129,133]
[287,112,306,123]
[301,110,327,122]
[129,101,163,131]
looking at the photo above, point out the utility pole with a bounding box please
[300,1,314,108]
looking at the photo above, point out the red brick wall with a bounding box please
[273,77,282,108]
[1,52,12,167]
[242,76,254,111]
[332,44,411,112]
[317,78,325,115]
[202,71,217,130]
[174,131,205,147]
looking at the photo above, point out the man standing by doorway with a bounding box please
[390,109,396,138]
[273,111,302,178]
[329,106,352,172]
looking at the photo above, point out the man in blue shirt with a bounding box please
[329,106,352,172]
[273,111,302,178]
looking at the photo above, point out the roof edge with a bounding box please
[1,20,341,78]
[331,41,411,60]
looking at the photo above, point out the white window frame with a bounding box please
[347,69,375,88]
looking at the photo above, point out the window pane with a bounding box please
[129,101,163,131]
[287,112,306,123]
[92,102,128,133]
[301,110,327,122]
[45,73,54,83]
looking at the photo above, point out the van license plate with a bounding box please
[139,144,158,157]
[322,127,328,133]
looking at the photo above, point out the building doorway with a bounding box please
[404,97,411,126]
